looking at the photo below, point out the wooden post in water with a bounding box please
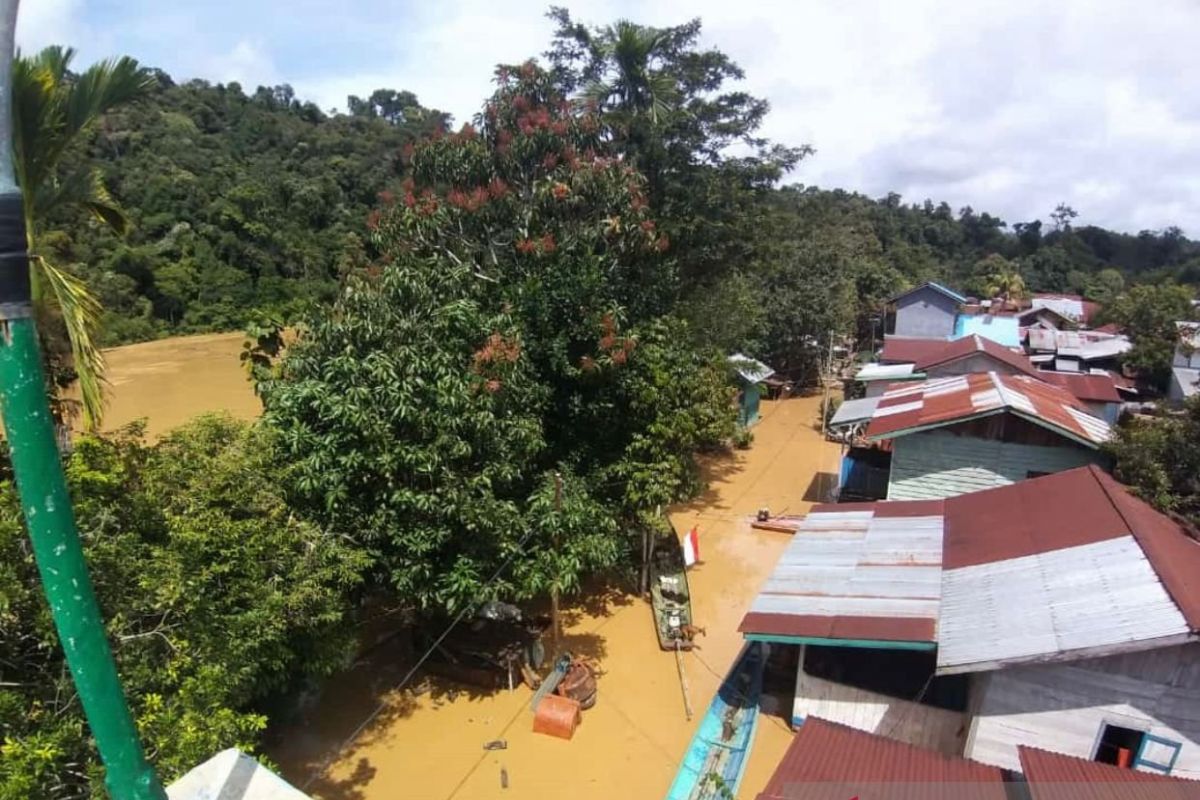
[675,640,693,721]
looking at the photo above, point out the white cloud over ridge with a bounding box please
[16,0,1200,235]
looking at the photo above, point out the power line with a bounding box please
[300,524,539,791]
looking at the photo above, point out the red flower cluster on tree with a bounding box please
[447,186,490,213]
[366,209,382,230]
[488,177,509,199]
[485,379,502,393]
[539,234,557,254]
[378,189,396,206]
[517,108,552,135]
[515,238,537,254]
[542,152,559,171]
[640,219,656,232]
[551,183,570,200]
[551,120,569,136]
[580,355,596,372]
[655,234,670,252]
[416,189,439,216]
[497,129,513,153]
[473,333,522,372]
[459,123,477,140]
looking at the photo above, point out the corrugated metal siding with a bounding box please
[887,432,1100,500]
[792,662,970,755]
[965,655,1200,778]
[938,536,1191,673]
[1019,745,1200,799]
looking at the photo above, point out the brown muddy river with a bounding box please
[97,332,261,439]
[264,395,842,800]
[95,336,840,799]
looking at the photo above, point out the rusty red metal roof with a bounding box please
[879,336,951,364]
[742,467,1200,669]
[1019,746,1200,800]
[913,334,1039,376]
[941,465,1131,569]
[865,372,1111,447]
[1040,371,1122,403]
[756,717,1007,800]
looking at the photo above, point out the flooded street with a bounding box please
[97,332,261,439]
[268,395,842,800]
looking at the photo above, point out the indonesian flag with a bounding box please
[681,526,700,567]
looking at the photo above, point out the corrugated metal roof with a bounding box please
[829,395,881,428]
[880,336,953,364]
[741,467,1200,671]
[938,535,1190,673]
[856,362,920,382]
[756,717,1007,800]
[890,281,968,305]
[729,353,775,383]
[865,372,1111,448]
[1019,746,1200,800]
[954,314,1021,347]
[914,334,1038,377]
[1039,372,1122,403]
[1173,367,1200,398]
[738,505,944,644]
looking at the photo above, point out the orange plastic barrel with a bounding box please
[532,694,581,739]
[1117,747,1132,768]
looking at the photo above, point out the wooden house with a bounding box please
[740,467,1200,778]
[889,282,965,339]
[862,372,1111,499]
[729,353,775,427]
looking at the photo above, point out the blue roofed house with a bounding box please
[729,353,774,426]
[889,282,965,339]
[953,312,1021,347]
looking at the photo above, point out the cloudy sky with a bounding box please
[19,0,1200,235]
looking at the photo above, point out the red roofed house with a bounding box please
[739,467,1200,778]
[866,372,1111,499]
[753,717,1200,800]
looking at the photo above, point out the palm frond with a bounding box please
[34,258,107,430]
[32,167,130,235]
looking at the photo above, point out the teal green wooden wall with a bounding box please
[739,382,762,426]
[887,430,1103,500]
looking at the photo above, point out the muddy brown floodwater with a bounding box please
[95,332,261,440]
[267,394,842,800]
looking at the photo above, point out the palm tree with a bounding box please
[583,21,679,127]
[11,46,155,429]
[985,267,1027,311]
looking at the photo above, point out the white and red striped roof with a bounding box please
[866,372,1111,447]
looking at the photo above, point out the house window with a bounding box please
[1094,723,1145,768]
[802,645,969,712]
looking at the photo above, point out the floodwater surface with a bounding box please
[96,332,261,439]
[267,395,842,800]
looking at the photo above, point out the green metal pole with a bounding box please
[0,4,167,799]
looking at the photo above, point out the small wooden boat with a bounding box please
[665,643,765,800]
[649,532,695,651]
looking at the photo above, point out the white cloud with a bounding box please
[13,0,1200,234]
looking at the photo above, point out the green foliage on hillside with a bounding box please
[42,74,447,346]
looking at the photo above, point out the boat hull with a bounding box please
[665,642,766,800]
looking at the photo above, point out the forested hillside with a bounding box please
[42,77,447,344]
[44,57,1199,353]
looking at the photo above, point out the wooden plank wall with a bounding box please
[887,430,1101,500]
[792,660,968,755]
[965,644,1200,777]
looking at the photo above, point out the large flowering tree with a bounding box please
[265,61,734,614]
